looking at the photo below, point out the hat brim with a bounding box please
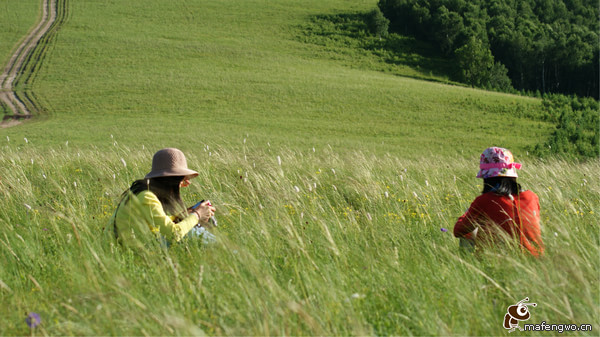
[145,168,199,180]
[477,168,518,179]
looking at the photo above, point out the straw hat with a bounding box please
[145,148,198,179]
[476,147,521,179]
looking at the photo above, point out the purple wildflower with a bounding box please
[26,312,41,328]
[440,228,448,232]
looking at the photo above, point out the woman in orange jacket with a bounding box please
[454,147,544,256]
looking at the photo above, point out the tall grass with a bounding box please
[1,139,597,335]
[0,0,596,334]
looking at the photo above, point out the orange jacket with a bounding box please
[454,190,544,256]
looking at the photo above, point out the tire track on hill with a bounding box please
[1,0,65,128]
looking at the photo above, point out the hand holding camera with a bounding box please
[190,200,217,227]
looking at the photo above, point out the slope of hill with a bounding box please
[1,0,552,158]
[0,1,39,66]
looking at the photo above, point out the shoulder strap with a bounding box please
[113,193,131,240]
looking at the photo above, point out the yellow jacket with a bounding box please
[111,190,198,248]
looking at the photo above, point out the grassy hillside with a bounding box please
[0,1,39,66]
[3,0,551,158]
[0,0,597,335]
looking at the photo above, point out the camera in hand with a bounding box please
[192,200,218,227]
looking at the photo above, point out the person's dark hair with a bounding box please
[482,177,521,196]
[125,176,186,216]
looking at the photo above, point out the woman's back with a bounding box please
[113,190,198,248]
[455,190,543,256]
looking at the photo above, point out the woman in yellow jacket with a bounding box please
[111,148,215,249]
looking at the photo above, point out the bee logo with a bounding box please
[503,297,537,332]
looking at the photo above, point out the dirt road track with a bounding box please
[1,0,57,128]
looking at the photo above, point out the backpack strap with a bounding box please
[112,194,131,240]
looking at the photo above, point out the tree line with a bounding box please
[376,0,599,98]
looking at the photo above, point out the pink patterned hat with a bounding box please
[476,147,521,179]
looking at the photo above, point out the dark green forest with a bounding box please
[377,0,599,98]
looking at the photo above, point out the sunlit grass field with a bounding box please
[0,142,598,335]
[0,0,598,335]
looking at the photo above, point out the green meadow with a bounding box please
[1,0,598,335]
[0,1,39,67]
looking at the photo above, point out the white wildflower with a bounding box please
[294,186,300,193]
[74,181,77,188]
[351,293,365,299]
[42,174,46,179]
[384,191,389,198]
[312,147,315,152]
[425,180,429,186]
